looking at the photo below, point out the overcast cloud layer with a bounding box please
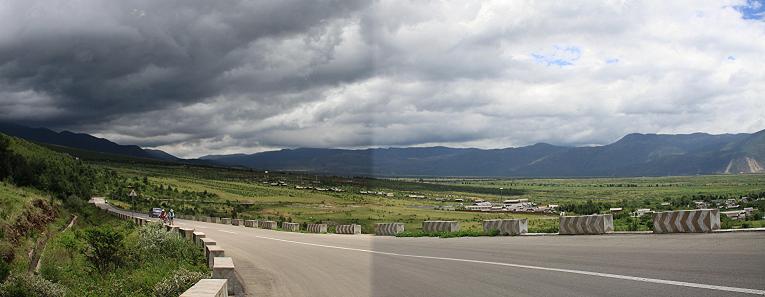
[1,0,764,158]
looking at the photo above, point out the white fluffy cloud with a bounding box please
[1,0,764,158]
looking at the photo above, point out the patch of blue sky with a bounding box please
[606,58,620,64]
[735,0,765,20]
[531,45,582,67]
[728,55,736,60]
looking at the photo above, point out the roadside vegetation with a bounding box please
[39,208,208,296]
[396,229,501,238]
[0,133,208,296]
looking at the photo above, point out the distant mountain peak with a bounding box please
[203,130,764,177]
[0,122,179,161]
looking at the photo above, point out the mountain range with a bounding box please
[1,122,763,177]
[201,130,765,177]
[0,122,179,161]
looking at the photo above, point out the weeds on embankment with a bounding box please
[395,229,501,238]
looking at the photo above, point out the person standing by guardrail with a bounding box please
[169,209,175,225]
[160,209,167,224]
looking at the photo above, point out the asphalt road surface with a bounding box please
[107,205,765,297]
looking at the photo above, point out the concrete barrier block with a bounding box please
[205,245,225,268]
[306,223,327,233]
[423,221,460,233]
[220,218,230,225]
[231,219,240,226]
[244,220,257,227]
[179,227,194,240]
[559,214,614,235]
[282,222,299,232]
[482,219,528,236]
[180,279,228,297]
[653,209,721,233]
[199,238,217,249]
[335,224,362,234]
[170,226,180,235]
[260,221,277,229]
[375,223,405,236]
[193,231,205,243]
[212,257,244,296]
[211,217,220,223]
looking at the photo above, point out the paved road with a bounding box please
[108,205,765,297]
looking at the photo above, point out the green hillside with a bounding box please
[0,133,206,297]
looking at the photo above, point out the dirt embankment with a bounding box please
[4,199,58,244]
[0,199,58,265]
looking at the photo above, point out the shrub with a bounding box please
[0,273,66,297]
[152,268,207,297]
[135,224,204,264]
[720,214,733,229]
[0,243,13,263]
[627,218,639,231]
[0,261,8,283]
[82,226,124,272]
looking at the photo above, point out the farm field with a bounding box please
[98,161,765,233]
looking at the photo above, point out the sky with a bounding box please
[0,0,764,158]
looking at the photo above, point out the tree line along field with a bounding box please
[97,160,765,233]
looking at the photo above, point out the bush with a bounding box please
[720,214,733,229]
[0,261,8,283]
[152,268,207,297]
[135,224,204,263]
[627,218,639,231]
[82,226,124,272]
[0,273,66,297]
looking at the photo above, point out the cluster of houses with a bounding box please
[693,197,761,220]
[262,180,345,192]
[359,190,395,197]
[608,197,761,220]
[461,199,559,214]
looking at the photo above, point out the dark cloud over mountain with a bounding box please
[0,1,763,157]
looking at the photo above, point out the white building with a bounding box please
[632,208,653,217]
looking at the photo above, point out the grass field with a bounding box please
[95,161,765,233]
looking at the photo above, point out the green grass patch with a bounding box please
[36,205,209,297]
[396,229,500,238]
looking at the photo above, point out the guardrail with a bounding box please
[306,223,328,233]
[179,279,228,297]
[260,220,278,229]
[335,224,362,234]
[212,257,245,296]
[423,221,460,233]
[282,222,300,232]
[559,214,614,235]
[653,209,721,233]
[483,219,528,236]
[375,223,405,236]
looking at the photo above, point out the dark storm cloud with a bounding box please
[1,1,764,158]
[0,0,372,126]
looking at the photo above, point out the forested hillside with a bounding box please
[0,134,206,296]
